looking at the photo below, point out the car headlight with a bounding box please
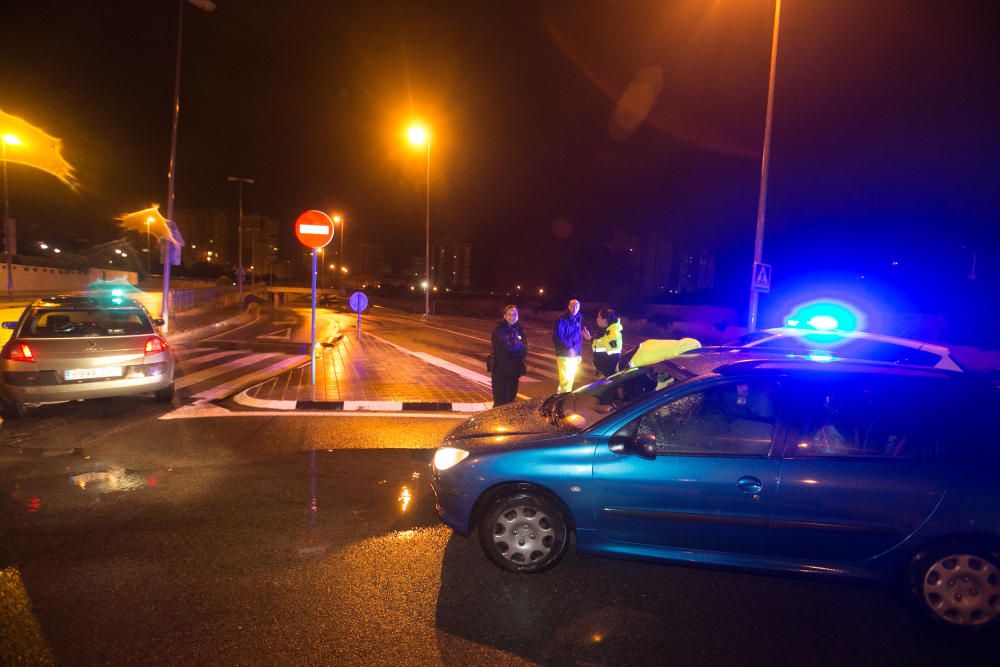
[433,447,469,471]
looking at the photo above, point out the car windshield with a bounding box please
[541,364,692,431]
[21,308,154,338]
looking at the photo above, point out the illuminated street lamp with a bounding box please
[2,133,21,298]
[747,0,782,332]
[331,213,345,289]
[145,215,154,273]
[407,123,431,318]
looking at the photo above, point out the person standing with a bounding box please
[491,304,528,407]
[552,298,590,393]
[591,307,623,378]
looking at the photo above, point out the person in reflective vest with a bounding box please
[552,298,590,393]
[591,308,623,378]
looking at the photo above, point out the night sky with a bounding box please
[3,0,998,314]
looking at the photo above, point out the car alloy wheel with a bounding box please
[479,490,569,573]
[911,545,1000,628]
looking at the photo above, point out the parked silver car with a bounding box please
[0,294,175,418]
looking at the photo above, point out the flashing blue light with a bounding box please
[805,315,839,331]
[785,300,861,333]
[111,289,124,297]
[807,353,835,362]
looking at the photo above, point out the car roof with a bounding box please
[656,350,969,384]
[29,293,145,309]
[758,327,952,356]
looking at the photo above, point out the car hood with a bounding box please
[443,397,576,446]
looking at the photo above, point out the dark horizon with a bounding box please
[2,0,998,315]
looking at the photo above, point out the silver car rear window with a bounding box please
[22,308,155,338]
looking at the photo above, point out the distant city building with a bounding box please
[432,238,472,290]
[174,209,229,267]
[244,214,280,278]
[407,256,425,281]
[641,232,673,296]
[675,249,715,294]
[348,242,385,282]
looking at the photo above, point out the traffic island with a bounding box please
[234,332,493,412]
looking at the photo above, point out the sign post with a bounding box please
[295,210,335,385]
[349,291,368,338]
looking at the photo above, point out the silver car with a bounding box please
[0,294,175,418]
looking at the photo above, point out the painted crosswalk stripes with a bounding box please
[175,352,280,389]
[190,354,307,401]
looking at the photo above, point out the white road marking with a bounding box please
[175,353,280,389]
[191,354,308,401]
[174,350,243,366]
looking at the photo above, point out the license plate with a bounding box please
[64,367,123,381]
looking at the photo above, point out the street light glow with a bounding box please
[2,134,21,146]
[407,125,429,146]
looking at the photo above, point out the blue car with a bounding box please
[431,358,1000,630]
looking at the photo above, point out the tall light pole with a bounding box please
[145,215,154,274]
[163,0,216,331]
[747,0,782,332]
[332,214,344,290]
[227,176,254,304]
[2,133,21,299]
[407,124,430,318]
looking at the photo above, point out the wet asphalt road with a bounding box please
[1,401,998,666]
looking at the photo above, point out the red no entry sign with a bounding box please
[294,210,335,249]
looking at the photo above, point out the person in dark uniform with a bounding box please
[491,304,528,407]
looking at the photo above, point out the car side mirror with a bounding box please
[1,322,16,330]
[609,431,657,460]
[152,318,165,327]
[632,433,658,460]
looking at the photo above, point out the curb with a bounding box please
[233,390,490,413]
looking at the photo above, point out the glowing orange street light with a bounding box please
[331,213,345,289]
[406,123,431,318]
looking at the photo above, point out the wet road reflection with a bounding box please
[0,448,996,665]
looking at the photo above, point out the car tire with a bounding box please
[478,489,569,573]
[1,399,27,419]
[907,541,1000,630]
[154,383,175,403]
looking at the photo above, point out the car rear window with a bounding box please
[22,308,155,337]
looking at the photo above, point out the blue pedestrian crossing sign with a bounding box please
[349,291,369,313]
[752,262,772,293]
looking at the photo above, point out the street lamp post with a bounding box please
[163,0,216,331]
[145,216,154,274]
[227,176,254,305]
[1,133,20,299]
[332,214,344,290]
[747,0,782,332]
[407,125,431,318]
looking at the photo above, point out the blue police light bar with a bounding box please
[784,300,862,333]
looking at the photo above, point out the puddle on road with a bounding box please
[69,467,146,494]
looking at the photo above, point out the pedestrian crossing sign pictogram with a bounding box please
[752,262,772,293]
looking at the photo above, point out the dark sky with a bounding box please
[3,0,999,307]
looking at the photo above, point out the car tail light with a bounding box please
[6,342,35,362]
[144,336,168,356]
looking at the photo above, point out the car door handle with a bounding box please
[736,476,763,494]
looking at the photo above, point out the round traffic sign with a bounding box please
[294,210,335,249]
[349,291,368,313]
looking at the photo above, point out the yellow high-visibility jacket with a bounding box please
[629,337,701,367]
[591,321,623,354]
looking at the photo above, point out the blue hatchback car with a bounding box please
[431,358,1000,630]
